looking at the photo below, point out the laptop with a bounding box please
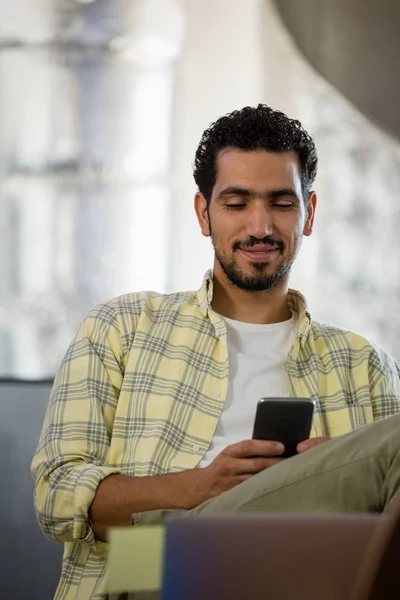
[161,512,379,600]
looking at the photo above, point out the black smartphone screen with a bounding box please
[252,398,315,458]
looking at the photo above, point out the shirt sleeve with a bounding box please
[31,301,125,547]
[368,345,400,420]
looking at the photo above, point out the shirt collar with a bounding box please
[196,269,312,338]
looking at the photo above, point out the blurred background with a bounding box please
[1,0,400,597]
[1,0,400,379]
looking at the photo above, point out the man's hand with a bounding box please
[89,439,286,535]
[297,436,331,453]
[190,439,285,507]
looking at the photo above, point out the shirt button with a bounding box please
[192,444,201,452]
[212,390,220,397]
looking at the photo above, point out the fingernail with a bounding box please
[298,442,307,452]
[276,442,285,454]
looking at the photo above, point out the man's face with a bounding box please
[195,149,316,292]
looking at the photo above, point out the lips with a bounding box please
[245,244,277,252]
[239,245,279,262]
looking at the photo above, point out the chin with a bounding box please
[247,262,275,273]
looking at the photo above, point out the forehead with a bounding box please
[213,148,302,195]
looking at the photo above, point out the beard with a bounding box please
[212,235,296,292]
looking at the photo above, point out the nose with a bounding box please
[245,203,274,239]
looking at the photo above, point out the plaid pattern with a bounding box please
[31,270,400,599]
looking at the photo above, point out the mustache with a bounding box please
[232,236,284,253]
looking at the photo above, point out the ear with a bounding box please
[194,192,211,237]
[303,191,317,237]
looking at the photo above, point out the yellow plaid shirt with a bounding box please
[32,271,400,599]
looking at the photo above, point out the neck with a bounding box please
[210,265,291,324]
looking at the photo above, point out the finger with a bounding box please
[224,456,284,476]
[232,463,283,487]
[224,439,285,459]
[297,436,331,453]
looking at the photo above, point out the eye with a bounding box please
[226,204,246,209]
[273,203,293,208]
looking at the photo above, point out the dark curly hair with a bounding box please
[193,104,318,203]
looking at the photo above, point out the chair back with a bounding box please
[0,378,62,600]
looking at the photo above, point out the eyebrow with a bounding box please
[216,186,300,202]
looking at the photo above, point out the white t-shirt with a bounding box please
[198,313,298,468]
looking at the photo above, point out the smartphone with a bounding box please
[252,398,315,458]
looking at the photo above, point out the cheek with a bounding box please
[279,220,304,249]
[213,233,235,253]
[212,215,243,243]
[277,218,295,235]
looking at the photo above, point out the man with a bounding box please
[32,105,400,600]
